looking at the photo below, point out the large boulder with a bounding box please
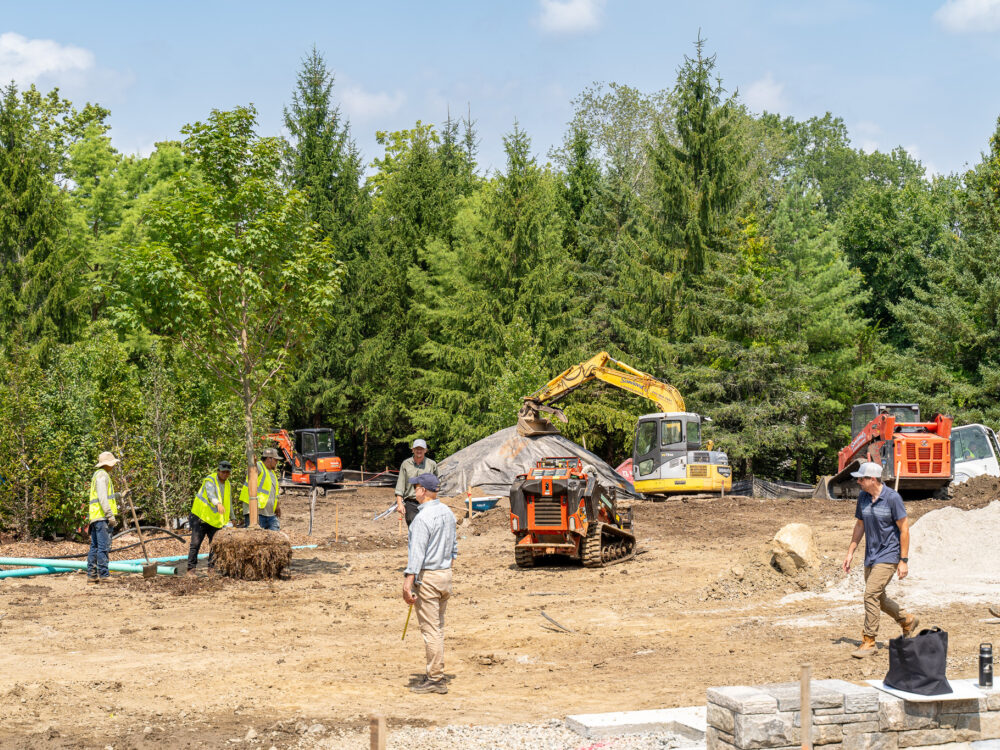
[770,523,818,575]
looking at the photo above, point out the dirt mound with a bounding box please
[110,574,234,596]
[949,473,1000,506]
[703,542,838,600]
[437,426,636,498]
[212,528,293,580]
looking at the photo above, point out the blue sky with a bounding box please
[3,1,1000,177]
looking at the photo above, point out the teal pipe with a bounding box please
[0,566,61,578]
[0,544,318,579]
[0,557,180,576]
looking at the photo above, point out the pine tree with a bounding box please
[0,84,86,351]
[283,47,366,259]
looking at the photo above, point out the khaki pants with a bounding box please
[416,568,452,681]
[863,563,908,637]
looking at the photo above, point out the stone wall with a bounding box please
[706,679,1000,750]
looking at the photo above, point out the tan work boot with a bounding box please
[851,635,877,658]
[901,614,920,637]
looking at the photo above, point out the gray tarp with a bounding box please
[437,426,638,498]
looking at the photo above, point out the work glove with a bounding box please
[275,507,282,518]
[106,515,117,529]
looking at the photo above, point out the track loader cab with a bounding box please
[952,424,1000,484]
[631,412,731,495]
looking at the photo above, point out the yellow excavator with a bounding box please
[517,352,732,495]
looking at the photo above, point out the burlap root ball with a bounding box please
[212,527,293,580]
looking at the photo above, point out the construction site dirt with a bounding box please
[1,483,998,749]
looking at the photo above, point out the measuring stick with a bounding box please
[401,579,421,640]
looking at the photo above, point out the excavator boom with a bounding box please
[517,352,685,437]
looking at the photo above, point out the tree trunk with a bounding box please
[243,384,258,528]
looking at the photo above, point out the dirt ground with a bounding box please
[1,484,998,749]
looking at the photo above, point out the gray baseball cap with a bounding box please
[850,461,883,479]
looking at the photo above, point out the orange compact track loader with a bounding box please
[265,428,344,491]
[814,403,952,499]
[509,457,635,568]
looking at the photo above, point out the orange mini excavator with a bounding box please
[814,403,952,499]
[265,428,344,491]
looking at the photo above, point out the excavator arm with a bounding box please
[517,352,686,437]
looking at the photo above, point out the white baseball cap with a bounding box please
[412,439,427,450]
[850,461,883,479]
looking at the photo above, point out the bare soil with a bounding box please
[1,483,998,749]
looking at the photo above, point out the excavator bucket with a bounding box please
[516,400,568,437]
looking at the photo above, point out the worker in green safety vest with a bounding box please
[240,447,282,530]
[87,451,123,584]
[187,461,232,575]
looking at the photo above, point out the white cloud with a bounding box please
[854,121,882,153]
[934,0,1000,32]
[340,85,405,121]
[0,32,94,84]
[743,73,788,113]
[537,0,605,35]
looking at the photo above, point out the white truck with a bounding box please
[951,423,1000,484]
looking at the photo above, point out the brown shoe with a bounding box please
[86,577,99,585]
[852,635,877,658]
[410,678,448,694]
[901,614,920,637]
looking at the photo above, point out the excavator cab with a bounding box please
[265,427,344,489]
[632,412,731,495]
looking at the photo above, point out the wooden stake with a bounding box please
[370,714,386,750]
[398,514,403,536]
[335,500,340,543]
[894,461,902,492]
[800,663,812,750]
[308,487,316,536]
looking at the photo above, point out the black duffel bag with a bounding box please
[885,627,952,696]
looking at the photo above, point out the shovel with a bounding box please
[109,414,160,578]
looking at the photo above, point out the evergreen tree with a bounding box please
[283,47,366,259]
[0,84,86,351]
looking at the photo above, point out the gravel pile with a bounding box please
[304,719,698,750]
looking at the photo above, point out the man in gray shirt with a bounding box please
[395,439,439,526]
[403,473,456,694]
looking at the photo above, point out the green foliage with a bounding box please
[0,84,87,351]
[123,105,341,469]
[8,43,1000,536]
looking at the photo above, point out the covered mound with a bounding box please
[212,527,292,580]
[437,426,638,498]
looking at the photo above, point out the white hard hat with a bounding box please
[96,451,119,468]
[850,461,883,479]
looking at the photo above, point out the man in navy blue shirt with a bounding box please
[842,462,920,658]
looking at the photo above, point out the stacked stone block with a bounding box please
[706,679,1000,750]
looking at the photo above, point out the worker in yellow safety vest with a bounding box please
[187,461,232,575]
[87,451,124,584]
[240,447,282,530]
